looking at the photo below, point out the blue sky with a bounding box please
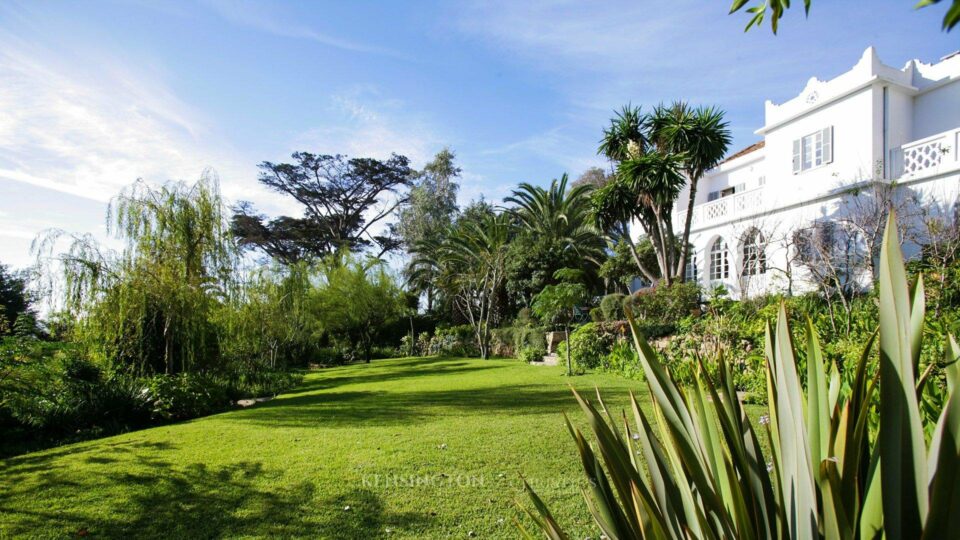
[1,0,957,269]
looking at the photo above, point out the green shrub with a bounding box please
[143,373,228,421]
[623,281,699,333]
[559,323,615,374]
[598,339,642,380]
[517,345,547,363]
[489,325,547,358]
[214,368,302,402]
[5,354,153,437]
[514,326,546,354]
[432,325,478,357]
[599,293,625,321]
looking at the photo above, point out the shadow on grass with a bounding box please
[287,357,501,395]
[0,439,431,538]
[226,382,585,429]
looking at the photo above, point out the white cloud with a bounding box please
[202,0,411,60]
[0,31,301,215]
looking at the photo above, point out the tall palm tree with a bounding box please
[505,174,605,267]
[649,102,731,281]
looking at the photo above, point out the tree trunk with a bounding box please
[675,172,701,282]
[621,226,658,284]
[409,315,415,357]
[564,325,572,376]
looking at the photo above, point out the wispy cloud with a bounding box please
[0,31,288,213]
[480,126,605,178]
[454,0,823,137]
[291,87,445,166]
[203,0,411,60]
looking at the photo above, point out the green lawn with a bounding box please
[0,356,761,539]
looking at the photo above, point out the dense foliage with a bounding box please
[4,172,412,456]
[0,264,34,336]
[522,214,960,539]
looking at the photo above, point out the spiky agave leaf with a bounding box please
[520,211,960,540]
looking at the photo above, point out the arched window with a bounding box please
[741,228,767,276]
[709,238,729,280]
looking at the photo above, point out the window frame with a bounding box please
[709,238,729,281]
[793,126,833,174]
[685,252,699,282]
[741,229,767,277]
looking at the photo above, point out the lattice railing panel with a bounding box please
[903,137,946,175]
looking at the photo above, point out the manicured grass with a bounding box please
[1,357,763,538]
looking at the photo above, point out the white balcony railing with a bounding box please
[890,127,960,179]
[675,186,764,230]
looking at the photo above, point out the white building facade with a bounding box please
[676,47,960,298]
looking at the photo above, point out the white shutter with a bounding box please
[792,138,802,173]
[822,126,833,164]
[736,183,746,193]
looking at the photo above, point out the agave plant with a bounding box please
[519,212,960,539]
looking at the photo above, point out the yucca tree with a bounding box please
[649,103,731,281]
[592,150,687,284]
[505,174,605,267]
[520,212,960,539]
[596,103,729,285]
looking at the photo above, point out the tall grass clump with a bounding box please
[520,212,960,539]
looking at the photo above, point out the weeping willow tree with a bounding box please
[217,261,316,370]
[34,172,238,375]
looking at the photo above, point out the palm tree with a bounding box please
[409,212,512,359]
[649,102,731,281]
[505,174,605,267]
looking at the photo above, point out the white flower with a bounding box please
[766,462,774,473]
[343,505,352,511]
[631,433,640,441]
[758,414,770,426]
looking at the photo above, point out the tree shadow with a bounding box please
[0,439,432,538]
[288,357,500,395]
[225,381,614,430]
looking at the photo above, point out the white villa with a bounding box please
[677,47,960,298]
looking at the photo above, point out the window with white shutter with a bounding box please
[821,126,833,164]
[793,126,834,173]
[792,139,802,174]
